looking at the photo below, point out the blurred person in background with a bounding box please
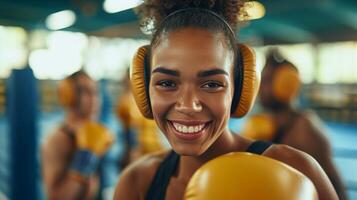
[242,50,348,200]
[116,69,165,169]
[41,70,115,200]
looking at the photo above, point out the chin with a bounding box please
[169,141,208,156]
[162,119,212,156]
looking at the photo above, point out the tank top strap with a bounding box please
[146,150,180,200]
[246,140,272,155]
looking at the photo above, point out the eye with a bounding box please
[202,81,223,88]
[156,80,177,89]
[201,81,224,90]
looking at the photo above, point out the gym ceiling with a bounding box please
[0,0,356,45]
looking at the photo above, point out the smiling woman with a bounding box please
[149,28,235,156]
[114,1,339,200]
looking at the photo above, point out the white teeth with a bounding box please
[182,126,188,132]
[172,122,206,134]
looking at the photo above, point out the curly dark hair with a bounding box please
[68,70,90,81]
[136,0,245,50]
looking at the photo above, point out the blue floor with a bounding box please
[326,123,357,199]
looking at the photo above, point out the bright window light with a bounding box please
[29,49,82,79]
[0,26,28,78]
[317,42,357,84]
[46,10,76,30]
[47,31,88,52]
[103,0,142,13]
[29,31,87,79]
[84,37,148,80]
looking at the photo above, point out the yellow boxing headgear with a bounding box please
[57,70,89,108]
[184,152,318,200]
[58,78,76,108]
[130,44,260,119]
[272,63,301,103]
[241,113,276,141]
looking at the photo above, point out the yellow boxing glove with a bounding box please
[241,114,276,141]
[71,121,115,177]
[184,152,318,200]
[75,121,115,156]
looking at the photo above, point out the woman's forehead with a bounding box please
[155,28,228,50]
[151,28,234,73]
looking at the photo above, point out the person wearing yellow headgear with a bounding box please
[116,70,165,169]
[41,70,115,200]
[114,1,338,200]
[242,50,347,200]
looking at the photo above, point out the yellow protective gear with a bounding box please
[273,64,301,103]
[184,152,318,200]
[116,92,164,154]
[241,114,276,141]
[130,44,260,119]
[75,121,115,156]
[57,78,76,108]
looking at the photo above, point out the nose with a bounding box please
[175,86,202,115]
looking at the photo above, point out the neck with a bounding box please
[270,105,297,128]
[64,111,92,129]
[268,100,293,113]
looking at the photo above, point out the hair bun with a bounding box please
[136,0,243,34]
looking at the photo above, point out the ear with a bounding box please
[58,78,75,108]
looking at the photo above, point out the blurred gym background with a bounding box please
[0,0,356,199]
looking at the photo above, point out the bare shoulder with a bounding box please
[42,129,74,157]
[285,111,331,153]
[297,110,327,137]
[41,128,77,190]
[263,144,318,175]
[114,150,171,200]
[263,144,338,200]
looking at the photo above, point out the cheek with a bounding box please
[80,95,97,109]
[91,96,99,107]
[149,87,171,119]
[203,89,233,119]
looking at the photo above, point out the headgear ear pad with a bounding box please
[130,44,260,119]
[272,64,301,103]
[57,71,88,108]
[58,78,76,108]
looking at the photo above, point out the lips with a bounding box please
[168,120,210,141]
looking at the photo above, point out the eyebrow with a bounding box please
[152,67,228,77]
[197,69,229,77]
[152,67,180,76]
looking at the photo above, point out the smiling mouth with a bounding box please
[173,122,205,133]
[167,120,210,140]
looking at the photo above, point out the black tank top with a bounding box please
[60,124,76,141]
[145,140,272,200]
